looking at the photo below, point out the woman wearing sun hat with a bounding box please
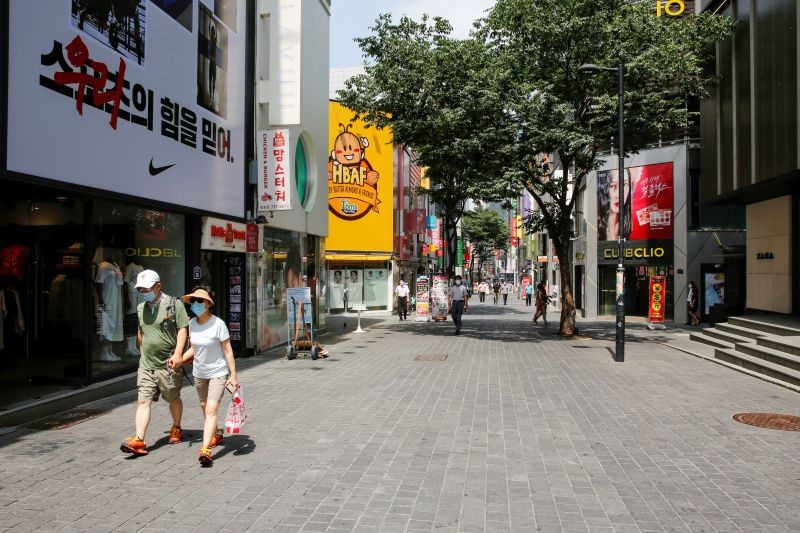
[179,286,238,466]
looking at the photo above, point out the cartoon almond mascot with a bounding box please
[328,124,381,220]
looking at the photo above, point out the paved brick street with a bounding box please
[1,299,799,533]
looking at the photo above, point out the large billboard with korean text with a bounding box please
[5,0,246,217]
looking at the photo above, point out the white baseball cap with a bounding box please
[134,269,160,289]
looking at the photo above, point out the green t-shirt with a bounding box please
[137,293,190,370]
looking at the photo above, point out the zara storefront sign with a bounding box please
[5,0,246,217]
[201,217,248,253]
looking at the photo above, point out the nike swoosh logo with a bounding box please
[149,158,175,176]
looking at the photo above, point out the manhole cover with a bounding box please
[415,354,448,361]
[25,408,111,430]
[732,412,800,432]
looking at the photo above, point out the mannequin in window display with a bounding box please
[123,260,145,356]
[95,258,124,361]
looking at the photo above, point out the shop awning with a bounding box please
[325,253,392,262]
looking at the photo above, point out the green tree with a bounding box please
[337,15,509,275]
[477,0,733,334]
[462,207,510,279]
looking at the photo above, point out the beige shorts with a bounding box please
[195,375,228,404]
[137,367,182,403]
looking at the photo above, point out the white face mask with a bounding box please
[455,280,462,285]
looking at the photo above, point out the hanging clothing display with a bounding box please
[123,262,145,315]
[48,274,85,340]
[0,244,31,283]
[95,261,124,342]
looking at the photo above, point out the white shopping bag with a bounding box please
[224,385,247,434]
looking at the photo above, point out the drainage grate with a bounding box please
[415,354,448,361]
[732,412,800,432]
[25,408,111,430]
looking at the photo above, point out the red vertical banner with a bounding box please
[648,275,666,322]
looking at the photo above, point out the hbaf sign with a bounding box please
[656,0,685,16]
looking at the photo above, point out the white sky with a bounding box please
[330,0,496,68]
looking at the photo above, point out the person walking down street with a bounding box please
[492,280,501,304]
[687,281,700,326]
[478,280,488,303]
[179,287,238,466]
[525,283,533,306]
[532,282,550,326]
[448,275,469,335]
[395,278,410,321]
[120,270,189,456]
[501,281,512,305]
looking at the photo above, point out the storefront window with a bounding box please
[92,201,185,377]
[0,186,88,407]
[327,262,390,312]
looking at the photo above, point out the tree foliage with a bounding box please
[337,15,509,273]
[462,207,510,274]
[475,0,733,333]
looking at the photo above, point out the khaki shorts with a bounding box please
[137,367,182,403]
[195,375,228,404]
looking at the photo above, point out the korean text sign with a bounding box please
[258,129,292,211]
[648,275,666,323]
[6,0,246,217]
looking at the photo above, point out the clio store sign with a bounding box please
[201,217,247,252]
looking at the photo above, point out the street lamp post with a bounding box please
[578,60,625,362]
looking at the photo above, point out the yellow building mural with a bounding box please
[327,101,393,252]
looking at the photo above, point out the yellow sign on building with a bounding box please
[327,101,394,252]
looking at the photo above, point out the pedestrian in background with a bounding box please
[179,286,238,466]
[448,275,469,335]
[533,282,550,326]
[525,283,533,306]
[120,270,189,456]
[687,281,700,326]
[501,280,510,305]
[478,280,488,303]
[395,278,410,321]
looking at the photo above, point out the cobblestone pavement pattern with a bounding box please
[1,298,799,532]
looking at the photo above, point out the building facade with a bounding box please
[699,0,799,316]
[0,0,331,414]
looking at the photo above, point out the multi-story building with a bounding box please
[0,0,331,422]
[698,0,799,316]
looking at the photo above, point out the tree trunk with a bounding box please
[555,243,577,336]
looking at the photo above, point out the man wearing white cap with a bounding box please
[120,269,189,456]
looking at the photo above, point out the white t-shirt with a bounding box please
[189,315,231,379]
[395,284,410,297]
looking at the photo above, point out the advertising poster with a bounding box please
[328,269,346,310]
[346,269,363,310]
[287,287,313,329]
[597,163,674,243]
[363,269,389,307]
[704,272,725,315]
[431,275,449,321]
[415,276,430,322]
[227,255,244,346]
[6,0,246,217]
[648,275,666,323]
[326,102,393,253]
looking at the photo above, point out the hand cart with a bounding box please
[286,288,319,360]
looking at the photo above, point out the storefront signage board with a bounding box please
[326,101,393,253]
[257,129,292,211]
[597,240,674,265]
[201,216,247,252]
[431,275,449,321]
[648,275,666,322]
[415,276,430,322]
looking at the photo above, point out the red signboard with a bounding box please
[648,275,666,322]
[246,224,259,253]
[511,237,519,246]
